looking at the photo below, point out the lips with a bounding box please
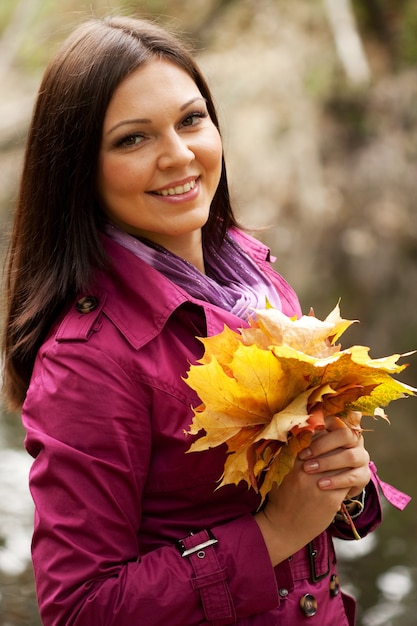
[153,177,198,197]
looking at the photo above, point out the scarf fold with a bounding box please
[105,223,282,320]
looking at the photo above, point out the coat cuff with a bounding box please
[213,514,279,618]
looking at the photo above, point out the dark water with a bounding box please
[0,399,416,626]
[0,408,40,626]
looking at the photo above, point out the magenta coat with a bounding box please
[23,229,388,626]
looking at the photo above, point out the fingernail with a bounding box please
[304,460,319,472]
[299,447,312,460]
[318,478,332,488]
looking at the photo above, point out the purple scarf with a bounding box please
[105,223,282,320]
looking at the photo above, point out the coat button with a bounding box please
[330,574,340,597]
[76,296,98,314]
[279,588,289,598]
[299,593,317,617]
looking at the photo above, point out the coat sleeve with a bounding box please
[23,339,280,626]
[331,461,411,540]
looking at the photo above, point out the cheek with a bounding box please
[97,158,117,203]
[98,158,145,200]
[204,131,223,183]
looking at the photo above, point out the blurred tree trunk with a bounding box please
[324,0,371,84]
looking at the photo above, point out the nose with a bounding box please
[157,131,195,170]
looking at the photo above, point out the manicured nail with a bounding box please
[304,460,319,472]
[318,478,332,488]
[299,448,312,460]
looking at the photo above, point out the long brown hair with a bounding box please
[2,16,237,410]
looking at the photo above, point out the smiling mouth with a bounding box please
[153,178,197,197]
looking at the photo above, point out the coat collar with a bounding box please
[93,234,192,349]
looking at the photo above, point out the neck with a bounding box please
[150,232,206,274]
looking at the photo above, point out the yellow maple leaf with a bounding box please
[197,324,242,366]
[254,387,318,443]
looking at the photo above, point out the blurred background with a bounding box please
[0,0,416,624]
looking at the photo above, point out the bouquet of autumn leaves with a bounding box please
[184,303,415,508]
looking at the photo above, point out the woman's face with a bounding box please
[97,58,223,257]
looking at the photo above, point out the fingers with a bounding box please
[299,420,363,462]
[316,463,371,495]
[301,438,369,476]
[302,445,370,494]
[298,417,371,495]
[303,442,369,472]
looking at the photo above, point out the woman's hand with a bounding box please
[254,416,371,566]
[299,415,370,499]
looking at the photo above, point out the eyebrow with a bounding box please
[106,96,206,135]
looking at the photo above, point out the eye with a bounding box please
[115,133,145,148]
[181,111,209,128]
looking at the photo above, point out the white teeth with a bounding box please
[155,179,196,196]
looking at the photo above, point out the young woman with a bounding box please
[1,16,406,626]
